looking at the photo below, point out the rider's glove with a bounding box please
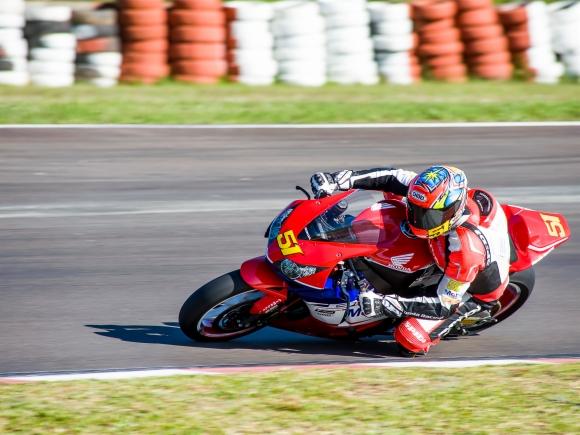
[310,172,338,197]
[360,292,404,318]
[310,170,354,196]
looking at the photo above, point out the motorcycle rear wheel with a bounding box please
[179,270,267,342]
[461,267,535,334]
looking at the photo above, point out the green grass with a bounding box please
[1,81,579,124]
[1,364,579,434]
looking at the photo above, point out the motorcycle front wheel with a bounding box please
[179,270,267,342]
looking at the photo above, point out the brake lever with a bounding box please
[295,185,311,200]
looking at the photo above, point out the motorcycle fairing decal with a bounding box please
[391,253,414,268]
[304,300,387,326]
[277,230,303,256]
[370,202,396,211]
[539,213,566,238]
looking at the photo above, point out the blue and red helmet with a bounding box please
[406,165,468,239]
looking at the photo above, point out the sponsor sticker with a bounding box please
[427,220,450,238]
[371,202,396,211]
[442,288,461,305]
[411,190,427,202]
[404,322,427,343]
[447,279,464,292]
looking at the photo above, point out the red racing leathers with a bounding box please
[319,168,511,353]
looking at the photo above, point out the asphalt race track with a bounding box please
[1,124,579,375]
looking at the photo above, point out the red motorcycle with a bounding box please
[179,187,570,349]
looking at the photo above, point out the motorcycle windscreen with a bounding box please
[298,190,389,245]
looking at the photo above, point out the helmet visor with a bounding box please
[407,201,461,230]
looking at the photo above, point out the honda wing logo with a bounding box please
[389,253,414,272]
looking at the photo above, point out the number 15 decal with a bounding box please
[540,214,566,238]
[277,230,303,256]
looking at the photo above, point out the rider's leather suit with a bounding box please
[329,168,512,353]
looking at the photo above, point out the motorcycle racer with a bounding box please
[310,166,511,355]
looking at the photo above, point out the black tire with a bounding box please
[179,270,266,342]
[463,267,535,333]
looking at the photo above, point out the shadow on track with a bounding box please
[86,322,404,359]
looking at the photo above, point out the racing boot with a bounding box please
[394,299,484,355]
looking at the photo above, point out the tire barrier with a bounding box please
[0,0,28,86]
[321,0,378,85]
[272,1,326,87]
[0,0,577,88]
[369,2,419,84]
[25,5,75,87]
[119,0,169,84]
[550,1,580,78]
[170,0,227,84]
[458,0,513,80]
[74,6,121,87]
[499,1,564,83]
[225,1,277,85]
[414,0,467,82]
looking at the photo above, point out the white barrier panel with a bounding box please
[0,0,28,86]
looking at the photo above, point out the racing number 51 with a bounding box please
[540,214,566,238]
[277,230,303,255]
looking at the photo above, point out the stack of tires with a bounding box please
[74,7,122,87]
[524,1,563,83]
[225,1,277,86]
[457,0,512,80]
[25,5,76,87]
[0,0,27,86]
[169,0,227,84]
[369,2,419,85]
[414,0,467,82]
[550,1,580,78]
[272,1,326,87]
[320,0,378,85]
[499,2,563,83]
[119,0,169,84]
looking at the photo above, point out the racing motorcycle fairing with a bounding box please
[503,205,570,273]
[182,186,571,346]
[266,190,434,289]
[240,256,288,301]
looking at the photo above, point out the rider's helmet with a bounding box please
[405,165,468,239]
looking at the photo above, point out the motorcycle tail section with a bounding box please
[503,205,570,272]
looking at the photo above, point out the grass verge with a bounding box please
[1,364,579,434]
[1,81,579,124]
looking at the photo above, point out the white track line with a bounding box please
[1,358,576,383]
[1,369,216,382]
[0,186,577,219]
[0,122,579,129]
